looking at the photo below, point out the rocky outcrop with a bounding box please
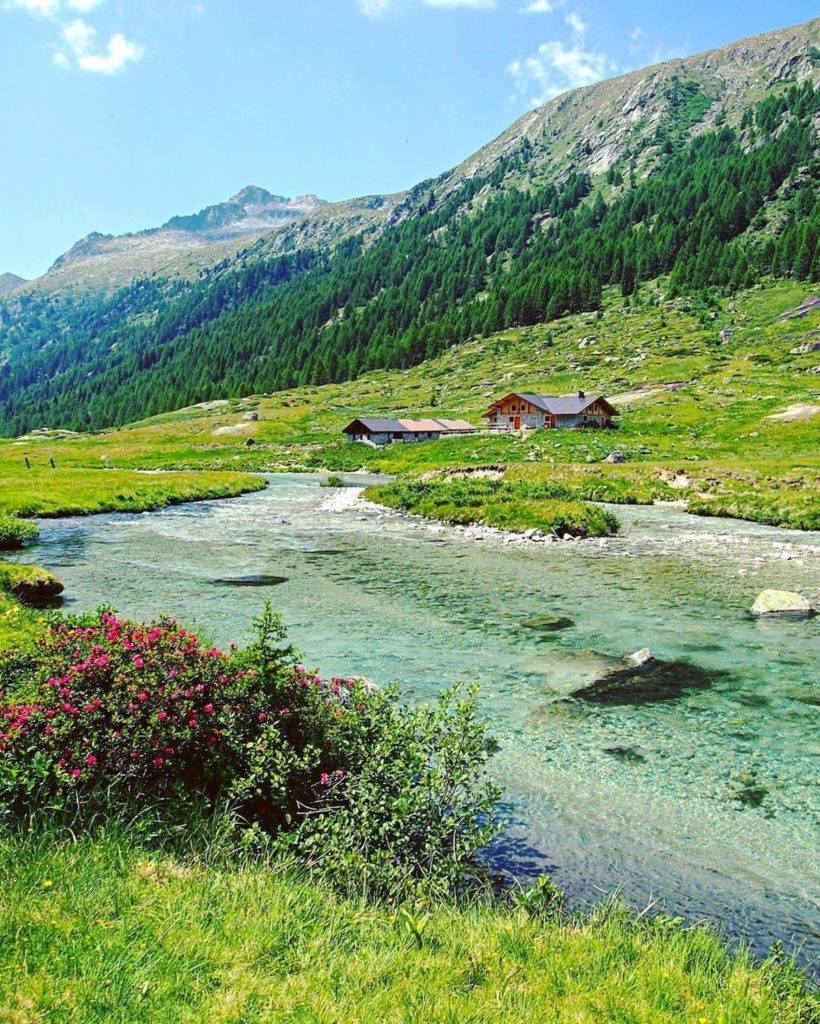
[750,590,815,617]
[1,565,64,606]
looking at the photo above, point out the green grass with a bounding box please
[2,278,815,529]
[0,466,266,519]
[0,517,38,550]
[1,825,815,1024]
[0,566,48,653]
[367,476,621,536]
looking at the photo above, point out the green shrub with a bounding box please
[0,603,499,898]
[0,516,39,550]
[320,473,346,488]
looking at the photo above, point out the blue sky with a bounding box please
[1,0,816,279]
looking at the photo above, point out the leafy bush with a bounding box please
[0,604,499,897]
[0,516,39,550]
[320,474,346,488]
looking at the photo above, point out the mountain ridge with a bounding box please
[40,187,328,292]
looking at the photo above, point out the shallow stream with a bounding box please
[8,474,819,965]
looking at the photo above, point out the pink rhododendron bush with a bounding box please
[0,604,498,897]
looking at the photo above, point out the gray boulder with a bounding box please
[604,451,626,464]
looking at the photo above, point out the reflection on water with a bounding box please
[6,474,819,966]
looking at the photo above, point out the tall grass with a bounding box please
[1,818,816,1024]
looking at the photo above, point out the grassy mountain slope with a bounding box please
[2,279,817,529]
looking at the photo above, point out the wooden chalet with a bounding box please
[484,391,618,430]
[342,417,476,446]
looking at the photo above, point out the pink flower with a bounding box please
[320,772,330,785]
[85,754,97,766]
[132,656,145,669]
[44,726,54,735]
[70,768,81,779]
[137,692,149,702]
[157,711,168,720]
[153,756,164,766]
[258,712,268,722]
[188,719,198,729]
[203,704,214,714]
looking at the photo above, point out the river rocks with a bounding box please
[570,654,718,705]
[211,574,288,587]
[603,745,647,765]
[626,647,654,668]
[750,590,814,617]
[522,615,575,632]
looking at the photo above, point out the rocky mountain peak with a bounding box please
[0,273,28,296]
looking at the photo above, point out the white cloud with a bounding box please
[76,31,142,72]
[508,38,618,106]
[521,0,556,11]
[564,10,586,34]
[5,0,60,15]
[6,0,143,73]
[53,15,143,72]
[61,15,93,52]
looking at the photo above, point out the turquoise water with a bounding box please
[7,474,820,964]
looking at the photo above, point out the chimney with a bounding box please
[578,390,585,399]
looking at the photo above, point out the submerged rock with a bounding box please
[570,655,718,705]
[750,590,814,617]
[603,745,647,765]
[211,574,288,587]
[522,615,575,632]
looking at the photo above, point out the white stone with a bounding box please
[750,590,814,617]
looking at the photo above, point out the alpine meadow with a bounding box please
[0,9,819,1023]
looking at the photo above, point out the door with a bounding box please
[513,415,521,430]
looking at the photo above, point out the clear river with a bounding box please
[8,473,819,967]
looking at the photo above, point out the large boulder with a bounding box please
[750,590,814,617]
